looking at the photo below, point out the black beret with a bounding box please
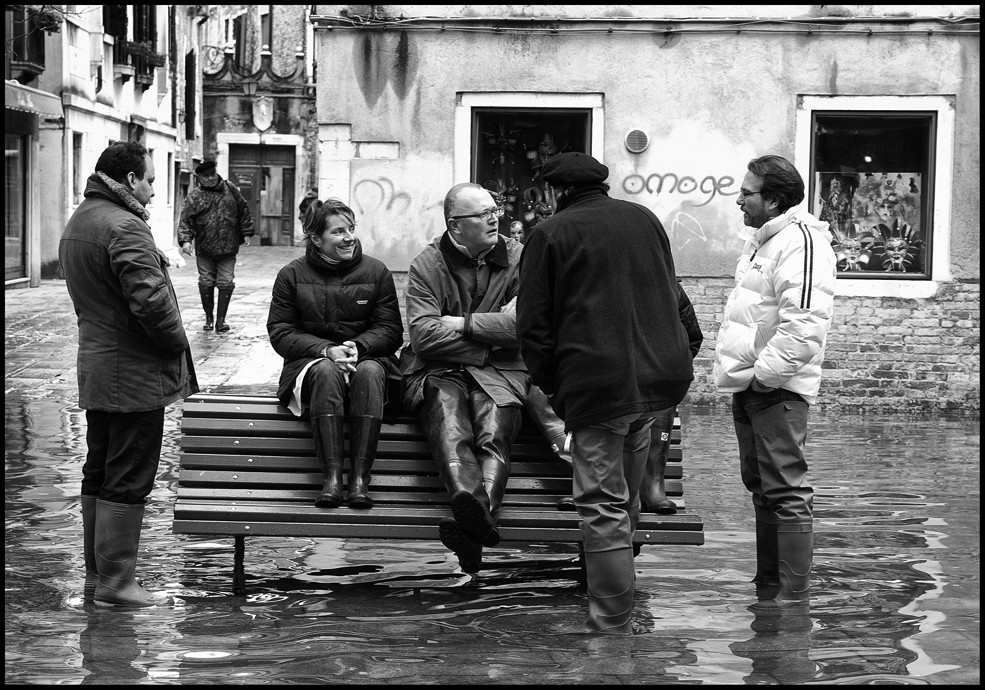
[540,152,609,186]
[195,160,217,175]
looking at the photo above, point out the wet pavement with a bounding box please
[5,246,980,685]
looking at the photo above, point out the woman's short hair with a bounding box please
[301,198,356,246]
[747,155,805,213]
[95,141,149,184]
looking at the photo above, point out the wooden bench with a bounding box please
[174,392,705,594]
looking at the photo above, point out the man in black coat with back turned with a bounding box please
[517,152,694,633]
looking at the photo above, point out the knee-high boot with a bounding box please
[199,285,215,331]
[776,522,813,603]
[312,414,345,508]
[347,416,381,510]
[640,435,677,514]
[215,286,233,333]
[752,505,780,601]
[81,494,98,602]
[423,395,499,547]
[94,500,170,607]
[584,547,636,634]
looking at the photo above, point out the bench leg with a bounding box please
[233,535,246,596]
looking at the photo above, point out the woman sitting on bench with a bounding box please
[267,198,404,509]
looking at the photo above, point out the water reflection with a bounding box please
[4,395,978,684]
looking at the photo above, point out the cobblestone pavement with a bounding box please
[6,245,304,401]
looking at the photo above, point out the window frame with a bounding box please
[795,95,955,298]
[454,93,605,184]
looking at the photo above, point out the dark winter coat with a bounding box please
[401,232,529,412]
[517,186,694,430]
[59,173,199,412]
[177,177,255,256]
[678,281,704,360]
[267,242,403,408]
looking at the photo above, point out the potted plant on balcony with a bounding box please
[29,5,63,33]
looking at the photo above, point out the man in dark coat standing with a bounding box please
[517,152,694,633]
[178,159,255,333]
[60,140,198,608]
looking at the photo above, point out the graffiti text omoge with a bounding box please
[622,172,738,207]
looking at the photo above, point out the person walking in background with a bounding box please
[401,182,528,574]
[517,152,695,633]
[59,140,199,607]
[713,154,836,608]
[267,198,403,510]
[178,160,255,333]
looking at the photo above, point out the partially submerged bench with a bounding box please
[174,392,704,594]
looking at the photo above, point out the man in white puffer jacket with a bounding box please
[713,154,836,609]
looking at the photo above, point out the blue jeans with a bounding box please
[196,253,236,290]
[81,408,165,505]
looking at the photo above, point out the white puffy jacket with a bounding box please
[713,209,837,405]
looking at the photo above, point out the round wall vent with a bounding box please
[625,129,649,154]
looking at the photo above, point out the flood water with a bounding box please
[4,397,979,685]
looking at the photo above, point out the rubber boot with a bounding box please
[583,547,636,633]
[347,416,381,510]
[776,523,813,603]
[94,500,170,607]
[199,285,215,331]
[640,420,677,514]
[81,494,98,602]
[214,286,233,333]
[312,414,345,508]
[752,506,780,601]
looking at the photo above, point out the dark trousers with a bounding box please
[571,411,657,552]
[81,408,165,505]
[731,388,813,523]
[302,359,387,418]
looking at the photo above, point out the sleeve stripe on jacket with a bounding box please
[797,222,815,309]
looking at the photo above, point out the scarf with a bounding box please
[96,171,150,221]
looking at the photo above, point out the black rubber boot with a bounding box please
[347,416,381,510]
[584,547,636,633]
[752,505,780,601]
[81,494,98,602]
[94,500,171,607]
[199,285,215,331]
[776,523,813,603]
[215,286,233,333]
[640,425,677,514]
[312,414,345,508]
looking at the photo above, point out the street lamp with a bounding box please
[242,79,259,97]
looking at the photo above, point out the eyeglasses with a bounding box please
[450,207,505,222]
[737,189,763,200]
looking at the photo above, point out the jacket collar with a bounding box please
[438,231,509,269]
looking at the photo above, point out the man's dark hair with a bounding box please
[95,141,149,184]
[747,155,805,213]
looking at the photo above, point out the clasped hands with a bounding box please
[325,340,358,373]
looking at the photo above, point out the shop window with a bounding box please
[811,113,934,278]
[796,95,954,298]
[472,108,591,240]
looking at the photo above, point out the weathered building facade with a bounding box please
[198,4,318,245]
[308,4,980,414]
[4,4,208,285]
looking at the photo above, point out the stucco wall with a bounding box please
[313,6,980,414]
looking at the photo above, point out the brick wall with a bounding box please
[390,272,980,416]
